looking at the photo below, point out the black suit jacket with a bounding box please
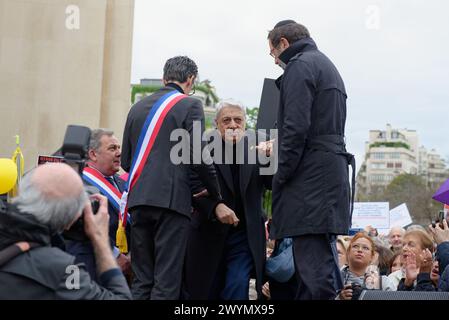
[121,86,222,217]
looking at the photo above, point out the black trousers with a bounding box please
[292,234,339,300]
[130,205,190,300]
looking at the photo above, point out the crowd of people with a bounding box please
[0,20,447,301]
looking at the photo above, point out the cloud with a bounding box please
[131,0,449,170]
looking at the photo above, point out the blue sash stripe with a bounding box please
[82,174,121,211]
[125,90,179,192]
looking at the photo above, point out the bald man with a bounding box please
[0,163,131,299]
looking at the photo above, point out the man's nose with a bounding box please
[229,120,238,128]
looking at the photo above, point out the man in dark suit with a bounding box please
[184,100,273,300]
[267,20,353,299]
[121,56,235,300]
[65,128,131,280]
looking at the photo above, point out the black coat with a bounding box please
[184,136,272,299]
[271,37,351,239]
[121,85,222,217]
[0,204,131,300]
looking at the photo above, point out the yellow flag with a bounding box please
[9,135,24,198]
[116,220,128,254]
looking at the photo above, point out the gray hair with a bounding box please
[163,56,198,83]
[89,128,114,152]
[215,99,247,120]
[13,170,87,232]
[405,224,427,233]
[388,226,405,237]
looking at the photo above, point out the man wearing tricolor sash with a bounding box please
[66,129,131,281]
[121,56,235,300]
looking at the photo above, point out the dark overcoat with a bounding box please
[184,136,272,299]
[271,37,351,239]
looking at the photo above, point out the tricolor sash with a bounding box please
[82,166,122,211]
[120,90,187,228]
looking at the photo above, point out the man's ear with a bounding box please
[88,149,97,162]
[188,75,195,86]
[163,79,168,85]
[280,37,290,49]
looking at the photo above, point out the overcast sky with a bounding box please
[131,0,449,170]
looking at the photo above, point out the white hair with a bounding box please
[12,170,87,232]
[215,99,247,120]
[405,224,427,233]
[388,226,405,237]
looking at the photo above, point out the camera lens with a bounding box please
[91,199,100,214]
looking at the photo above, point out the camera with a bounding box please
[57,125,99,241]
[432,210,446,229]
[60,125,91,175]
[38,125,99,241]
[350,283,363,300]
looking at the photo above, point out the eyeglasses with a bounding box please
[269,42,283,58]
[351,244,371,252]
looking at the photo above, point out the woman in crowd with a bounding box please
[389,251,403,274]
[430,260,440,287]
[338,232,396,300]
[397,229,436,291]
[371,239,394,275]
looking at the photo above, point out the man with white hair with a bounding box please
[388,226,405,253]
[0,163,131,299]
[184,100,272,299]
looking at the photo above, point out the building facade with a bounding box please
[357,124,448,196]
[0,0,134,170]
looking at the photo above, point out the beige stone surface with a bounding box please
[0,0,134,170]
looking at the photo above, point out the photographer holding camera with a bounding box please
[0,163,131,299]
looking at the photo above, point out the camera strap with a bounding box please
[0,241,41,268]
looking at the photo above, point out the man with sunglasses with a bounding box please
[267,20,354,300]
